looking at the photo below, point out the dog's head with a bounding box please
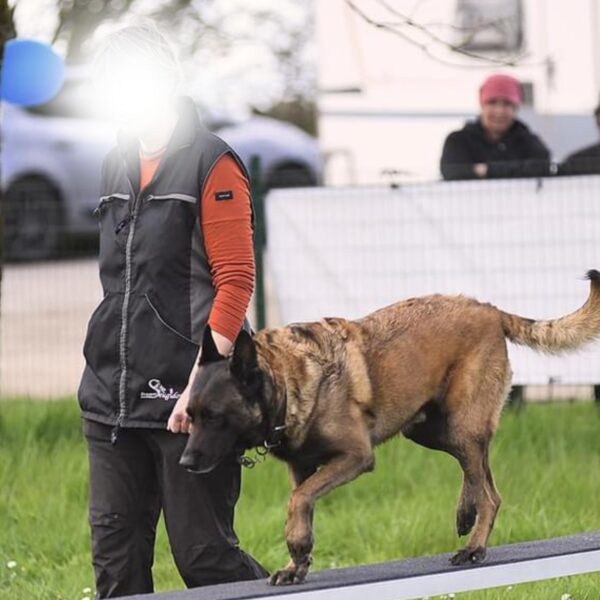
[179,326,272,473]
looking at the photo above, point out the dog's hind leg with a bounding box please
[448,436,500,565]
[446,352,508,565]
[405,345,508,565]
[402,402,479,538]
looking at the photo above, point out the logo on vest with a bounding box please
[140,379,181,401]
[215,190,233,201]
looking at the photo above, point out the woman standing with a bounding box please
[440,73,551,180]
[79,23,268,597]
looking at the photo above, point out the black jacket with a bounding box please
[440,118,551,180]
[559,142,600,176]
[78,96,251,432]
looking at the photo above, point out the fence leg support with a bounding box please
[507,385,525,411]
[250,155,266,330]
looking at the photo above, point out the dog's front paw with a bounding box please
[270,567,306,586]
[450,546,486,566]
[269,558,311,586]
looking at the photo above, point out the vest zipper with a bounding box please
[112,188,141,444]
[110,136,194,442]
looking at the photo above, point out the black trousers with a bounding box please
[84,419,268,598]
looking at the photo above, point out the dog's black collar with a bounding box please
[260,390,287,450]
[237,372,288,469]
[238,393,287,469]
[264,424,287,449]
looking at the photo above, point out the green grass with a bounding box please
[1,399,600,600]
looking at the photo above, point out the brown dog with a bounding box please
[180,271,600,585]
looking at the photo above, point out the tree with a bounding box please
[0,0,17,316]
[50,0,316,124]
[52,0,136,63]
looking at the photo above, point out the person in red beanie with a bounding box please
[440,73,551,180]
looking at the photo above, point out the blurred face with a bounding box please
[94,55,178,138]
[480,98,517,139]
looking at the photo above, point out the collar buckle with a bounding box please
[264,424,287,450]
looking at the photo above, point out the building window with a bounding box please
[454,0,524,53]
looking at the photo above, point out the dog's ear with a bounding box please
[230,329,260,389]
[199,324,225,365]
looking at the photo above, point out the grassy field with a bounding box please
[1,399,600,600]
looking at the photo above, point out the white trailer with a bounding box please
[317,0,600,183]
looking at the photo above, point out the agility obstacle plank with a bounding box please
[129,532,600,600]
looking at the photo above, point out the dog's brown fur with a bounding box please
[181,271,600,585]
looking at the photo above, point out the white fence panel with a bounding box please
[266,176,600,385]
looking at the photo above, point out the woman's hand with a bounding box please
[167,383,192,434]
[166,329,233,434]
[473,163,488,178]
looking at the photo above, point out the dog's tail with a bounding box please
[500,270,600,354]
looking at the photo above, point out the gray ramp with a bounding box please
[129,532,600,600]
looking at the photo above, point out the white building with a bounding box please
[316,0,600,184]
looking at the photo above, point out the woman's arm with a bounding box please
[202,154,255,347]
[440,132,478,181]
[167,153,254,433]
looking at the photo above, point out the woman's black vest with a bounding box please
[78,96,251,432]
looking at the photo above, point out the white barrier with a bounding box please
[265,176,600,385]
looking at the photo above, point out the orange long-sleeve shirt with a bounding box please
[140,151,255,343]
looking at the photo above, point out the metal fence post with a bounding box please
[250,155,266,330]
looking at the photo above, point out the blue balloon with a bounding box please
[0,39,65,106]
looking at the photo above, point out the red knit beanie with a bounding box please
[479,74,522,106]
